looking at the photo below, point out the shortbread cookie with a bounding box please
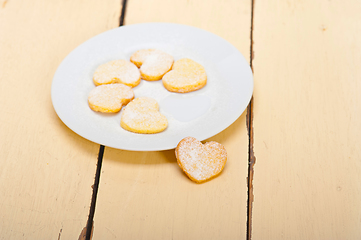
[93,60,141,87]
[130,49,174,81]
[120,97,168,134]
[162,58,207,93]
[88,83,134,113]
[175,137,227,183]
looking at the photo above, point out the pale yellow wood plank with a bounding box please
[252,1,361,239]
[0,0,120,239]
[124,0,251,59]
[92,0,251,239]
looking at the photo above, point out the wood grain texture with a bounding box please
[251,0,361,239]
[0,0,120,239]
[92,0,251,239]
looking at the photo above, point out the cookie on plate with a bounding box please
[93,60,141,87]
[130,49,174,81]
[88,83,134,113]
[162,58,207,93]
[175,136,227,183]
[120,97,168,134]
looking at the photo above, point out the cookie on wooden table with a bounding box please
[175,136,227,183]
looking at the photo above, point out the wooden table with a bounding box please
[1,0,360,239]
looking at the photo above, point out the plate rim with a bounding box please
[51,22,254,151]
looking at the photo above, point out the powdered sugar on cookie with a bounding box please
[176,137,227,183]
[130,49,174,81]
[93,60,141,87]
[162,58,207,93]
[88,83,134,113]
[120,97,168,134]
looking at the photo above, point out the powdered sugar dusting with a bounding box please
[121,97,168,134]
[130,49,174,80]
[93,60,140,87]
[141,52,173,76]
[130,49,156,67]
[176,137,227,182]
[88,83,134,112]
[162,58,207,93]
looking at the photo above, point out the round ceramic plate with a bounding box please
[51,23,253,151]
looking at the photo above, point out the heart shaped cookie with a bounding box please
[120,97,168,134]
[130,49,174,81]
[162,58,207,93]
[88,83,134,113]
[175,137,227,183]
[93,60,141,87]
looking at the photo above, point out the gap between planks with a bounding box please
[83,145,104,240]
[246,0,256,239]
[81,1,129,239]
[77,0,255,239]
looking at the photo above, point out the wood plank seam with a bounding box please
[119,0,128,26]
[82,2,128,239]
[84,145,105,240]
[246,0,256,239]
[58,228,62,240]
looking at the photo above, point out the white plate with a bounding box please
[51,23,253,151]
